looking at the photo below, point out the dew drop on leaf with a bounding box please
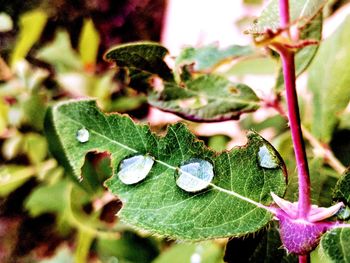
[118,155,154,185]
[258,145,279,169]
[76,128,89,143]
[176,158,214,192]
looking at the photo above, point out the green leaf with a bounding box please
[44,99,286,240]
[148,74,260,122]
[320,228,350,263]
[275,14,322,91]
[153,241,223,263]
[97,231,159,263]
[225,57,277,76]
[104,42,174,82]
[247,0,326,34]
[10,9,48,66]
[25,180,69,216]
[308,16,350,142]
[175,44,253,71]
[78,19,100,67]
[0,165,36,197]
[224,222,297,263]
[36,30,83,72]
[23,133,48,164]
[333,168,350,205]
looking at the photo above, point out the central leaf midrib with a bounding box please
[59,109,270,213]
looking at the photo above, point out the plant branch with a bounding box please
[301,125,346,175]
[278,0,311,220]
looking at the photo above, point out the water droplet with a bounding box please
[258,145,279,169]
[118,155,154,185]
[76,128,89,143]
[176,158,214,192]
[190,253,201,263]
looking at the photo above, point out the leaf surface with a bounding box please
[333,169,350,205]
[104,42,174,82]
[320,228,350,263]
[148,74,260,122]
[247,0,326,34]
[44,100,286,240]
[308,16,350,142]
[175,44,253,71]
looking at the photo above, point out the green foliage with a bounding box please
[248,0,326,34]
[104,42,174,83]
[10,9,47,66]
[148,74,260,122]
[320,228,350,262]
[175,44,253,71]
[153,241,224,263]
[308,16,350,142]
[45,99,286,240]
[333,169,350,205]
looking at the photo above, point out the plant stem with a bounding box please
[278,0,311,219]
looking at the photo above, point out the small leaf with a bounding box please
[104,42,174,82]
[333,168,350,205]
[148,74,260,122]
[10,10,48,66]
[36,30,83,72]
[0,165,36,197]
[175,44,253,71]
[320,227,350,262]
[44,100,286,240]
[247,0,326,34]
[308,16,350,142]
[78,19,100,67]
[25,180,69,216]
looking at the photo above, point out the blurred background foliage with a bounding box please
[0,0,350,262]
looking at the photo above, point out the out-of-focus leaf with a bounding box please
[247,0,326,34]
[224,222,297,263]
[320,227,350,262]
[308,16,350,142]
[0,165,36,197]
[78,19,100,68]
[208,135,231,152]
[39,246,74,263]
[22,92,47,130]
[0,99,8,134]
[104,42,174,82]
[175,44,253,71]
[25,180,69,216]
[225,57,277,76]
[97,231,159,263]
[149,75,260,122]
[45,99,286,240]
[36,30,83,72]
[2,133,24,160]
[23,133,48,164]
[0,12,13,32]
[10,10,47,66]
[153,241,223,263]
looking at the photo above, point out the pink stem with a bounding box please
[278,0,311,219]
